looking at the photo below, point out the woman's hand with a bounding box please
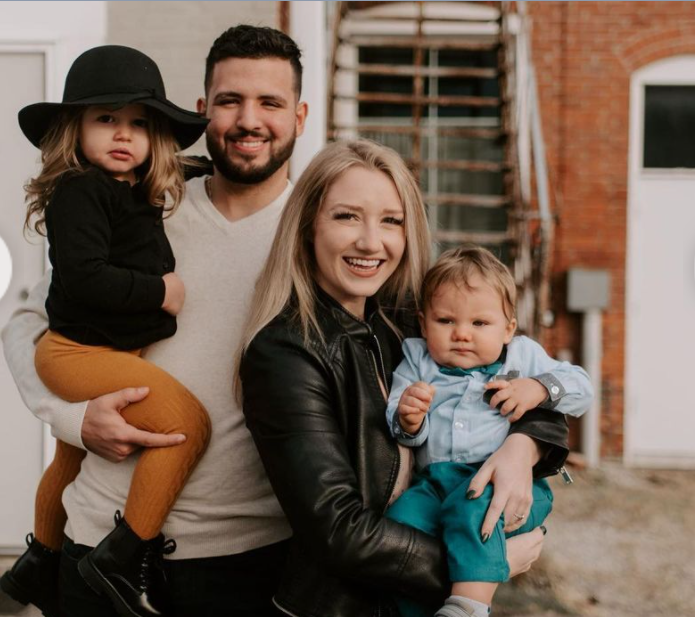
[466,433,541,538]
[506,527,546,578]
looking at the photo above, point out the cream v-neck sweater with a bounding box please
[3,177,293,559]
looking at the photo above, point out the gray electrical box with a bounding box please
[567,268,610,311]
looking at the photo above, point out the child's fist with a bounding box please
[398,382,435,434]
[485,378,549,422]
[162,272,186,316]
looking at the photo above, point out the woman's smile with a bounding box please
[343,257,385,275]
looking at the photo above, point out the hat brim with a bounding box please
[19,93,208,150]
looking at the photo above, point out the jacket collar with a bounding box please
[314,284,380,340]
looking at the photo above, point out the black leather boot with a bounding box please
[0,533,60,617]
[77,512,176,617]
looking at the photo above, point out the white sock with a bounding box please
[450,595,490,617]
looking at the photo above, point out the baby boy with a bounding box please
[386,245,593,617]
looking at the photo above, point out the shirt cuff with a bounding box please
[40,397,88,450]
[532,373,566,410]
[138,274,167,312]
[391,414,429,447]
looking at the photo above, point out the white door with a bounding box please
[0,49,49,551]
[625,56,695,468]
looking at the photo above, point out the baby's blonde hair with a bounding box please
[24,106,186,236]
[422,244,516,322]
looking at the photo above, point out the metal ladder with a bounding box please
[327,1,550,335]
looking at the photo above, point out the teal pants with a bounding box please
[386,462,553,617]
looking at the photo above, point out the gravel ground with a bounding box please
[2,462,694,617]
[496,461,695,617]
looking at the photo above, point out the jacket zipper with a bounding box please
[371,333,389,395]
[368,344,400,617]
[366,330,403,519]
[558,466,573,484]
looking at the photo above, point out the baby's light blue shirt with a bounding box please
[386,336,593,471]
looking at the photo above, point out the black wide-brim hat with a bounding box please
[19,45,208,150]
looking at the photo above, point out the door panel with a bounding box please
[625,56,695,467]
[0,50,48,549]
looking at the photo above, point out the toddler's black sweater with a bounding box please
[44,168,176,350]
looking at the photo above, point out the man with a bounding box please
[1,25,307,617]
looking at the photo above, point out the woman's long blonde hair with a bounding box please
[233,139,431,403]
[24,106,187,235]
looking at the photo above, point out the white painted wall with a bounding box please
[0,1,107,551]
[290,1,327,180]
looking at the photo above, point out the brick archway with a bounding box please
[616,26,695,73]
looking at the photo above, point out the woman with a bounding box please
[237,140,568,617]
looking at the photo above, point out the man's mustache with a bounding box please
[224,131,269,141]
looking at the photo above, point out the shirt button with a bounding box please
[551,386,560,395]
[163,261,170,270]
[454,422,463,430]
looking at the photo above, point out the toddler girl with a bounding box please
[0,45,209,617]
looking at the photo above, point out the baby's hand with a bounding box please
[398,382,435,435]
[485,378,548,422]
[162,272,186,316]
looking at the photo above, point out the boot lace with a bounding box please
[138,537,177,592]
[138,547,156,592]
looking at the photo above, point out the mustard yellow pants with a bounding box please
[33,331,211,549]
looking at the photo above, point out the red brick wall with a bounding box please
[528,1,695,457]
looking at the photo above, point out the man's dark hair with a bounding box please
[205,25,303,97]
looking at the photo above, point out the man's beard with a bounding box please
[206,131,296,185]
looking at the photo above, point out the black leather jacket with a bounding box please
[241,289,569,617]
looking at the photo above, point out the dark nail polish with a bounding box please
[481,532,490,544]
[466,490,476,500]
[540,525,547,535]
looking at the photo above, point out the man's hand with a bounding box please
[81,387,186,462]
[162,272,186,316]
[397,381,434,435]
[466,433,541,536]
[485,378,549,422]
